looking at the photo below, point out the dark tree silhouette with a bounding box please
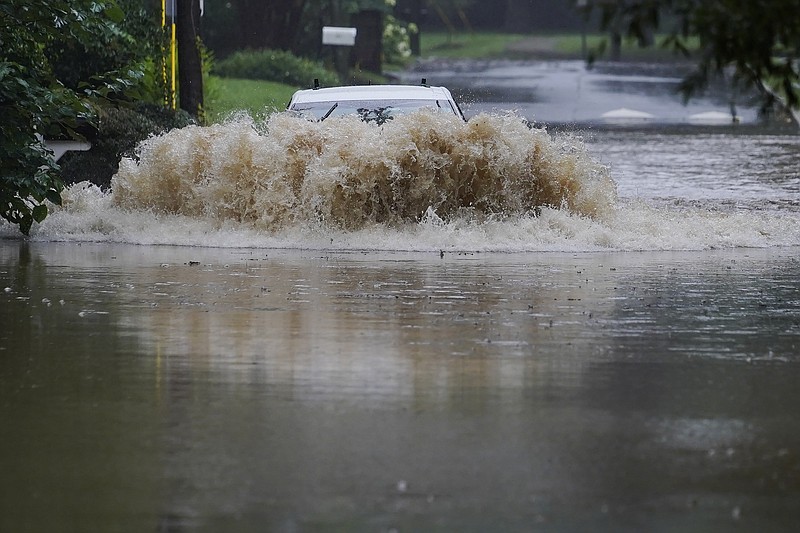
[232,0,308,51]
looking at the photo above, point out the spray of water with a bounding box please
[111,111,617,230]
[10,111,798,251]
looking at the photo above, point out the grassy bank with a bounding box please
[552,33,699,61]
[204,76,298,123]
[204,73,388,124]
[420,30,695,61]
[420,32,528,59]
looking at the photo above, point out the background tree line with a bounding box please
[202,0,586,60]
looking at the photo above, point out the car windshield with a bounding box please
[291,99,456,123]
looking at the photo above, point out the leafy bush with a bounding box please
[0,0,167,234]
[59,103,193,188]
[213,49,340,87]
[0,63,83,234]
[383,15,415,66]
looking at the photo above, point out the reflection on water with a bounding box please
[2,242,799,531]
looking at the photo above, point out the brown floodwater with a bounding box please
[2,85,799,531]
[1,241,799,532]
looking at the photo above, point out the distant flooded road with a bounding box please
[1,58,800,531]
[399,59,795,127]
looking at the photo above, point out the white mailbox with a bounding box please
[322,26,357,46]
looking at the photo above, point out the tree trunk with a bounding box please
[351,10,383,74]
[177,0,203,118]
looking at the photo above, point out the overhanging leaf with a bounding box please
[46,188,63,206]
[32,204,48,223]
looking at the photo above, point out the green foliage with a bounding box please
[590,0,800,110]
[213,49,340,87]
[383,14,415,66]
[60,104,193,188]
[0,1,117,234]
[0,62,81,234]
[0,0,162,234]
[421,32,527,59]
[47,1,159,92]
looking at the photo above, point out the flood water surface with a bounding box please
[2,243,800,532]
[399,59,782,126]
[1,96,799,531]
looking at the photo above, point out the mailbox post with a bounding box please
[322,26,357,83]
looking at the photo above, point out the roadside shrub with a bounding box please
[383,15,415,67]
[59,103,194,188]
[213,49,340,87]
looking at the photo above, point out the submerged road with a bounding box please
[397,58,788,127]
[1,55,799,532]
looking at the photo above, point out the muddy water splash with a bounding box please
[111,112,616,230]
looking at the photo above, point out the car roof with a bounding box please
[289,84,456,104]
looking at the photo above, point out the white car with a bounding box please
[287,83,466,123]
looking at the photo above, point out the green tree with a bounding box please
[589,0,800,110]
[0,0,146,234]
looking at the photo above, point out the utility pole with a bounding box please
[176,0,204,119]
